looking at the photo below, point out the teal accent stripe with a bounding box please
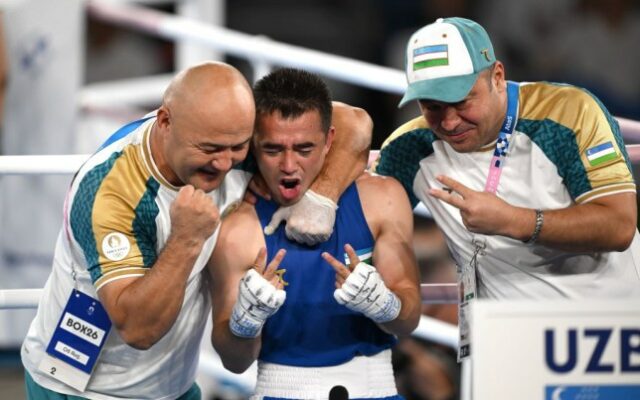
[132,178,161,268]
[344,256,373,266]
[376,129,437,208]
[517,118,591,200]
[70,152,123,283]
[344,247,373,265]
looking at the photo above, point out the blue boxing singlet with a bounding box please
[255,183,396,367]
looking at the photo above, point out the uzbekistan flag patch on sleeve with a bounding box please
[586,142,617,166]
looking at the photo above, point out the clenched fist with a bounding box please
[170,185,220,245]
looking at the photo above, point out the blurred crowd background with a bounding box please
[80,0,640,147]
[229,0,640,147]
[1,0,639,399]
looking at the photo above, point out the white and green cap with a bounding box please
[399,17,495,107]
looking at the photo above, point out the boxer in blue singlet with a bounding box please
[207,68,421,400]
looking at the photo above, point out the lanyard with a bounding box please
[457,82,519,361]
[484,81,520,193]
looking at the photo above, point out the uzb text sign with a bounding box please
[472,300,640,400]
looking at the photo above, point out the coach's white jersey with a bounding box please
[22,117,251,399]
[375,82,640,299]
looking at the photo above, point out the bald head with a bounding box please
[151,62,255,192]
[163,61,254,122]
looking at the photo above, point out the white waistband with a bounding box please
[251,350,397,399]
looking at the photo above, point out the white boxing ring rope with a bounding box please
[84,0,640,146]
[0,288,459,350]
[0,289,43,310]
[0,155,461,344]
[0,154,91,175]
[0,139,639,347]
[0,153,462,345]
[86,0,406,95]
[2,142,639,348]
[2,145,640,175]
[0,286,456,395]
[2,149,637,398]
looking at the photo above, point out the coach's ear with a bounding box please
[155,106,172,138]
[491,61,506,93]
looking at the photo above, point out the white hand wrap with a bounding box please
[264,190,338,246]
[230,269,286,338]
[334,262,401,323]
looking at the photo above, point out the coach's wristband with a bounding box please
[524,209,544,244]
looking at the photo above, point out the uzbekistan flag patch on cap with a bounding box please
[586,141,617,166]
[413,44,449,71]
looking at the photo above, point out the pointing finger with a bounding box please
[343,244,360,271]
[436,175,474,198]
[252,248,267,273]
[427,187,466,210]
[322,252,350,280]
[264,249,286,280]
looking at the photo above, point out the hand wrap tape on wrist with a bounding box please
[229,305,263,338]
[369,291,402,323]
[334,262,401,324]
[229,269,286,338]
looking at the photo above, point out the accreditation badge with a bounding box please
[457,238,484,361]
[38,290,112,392]
[457,261,476,361]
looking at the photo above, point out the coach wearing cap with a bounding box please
[371,16,640,356]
